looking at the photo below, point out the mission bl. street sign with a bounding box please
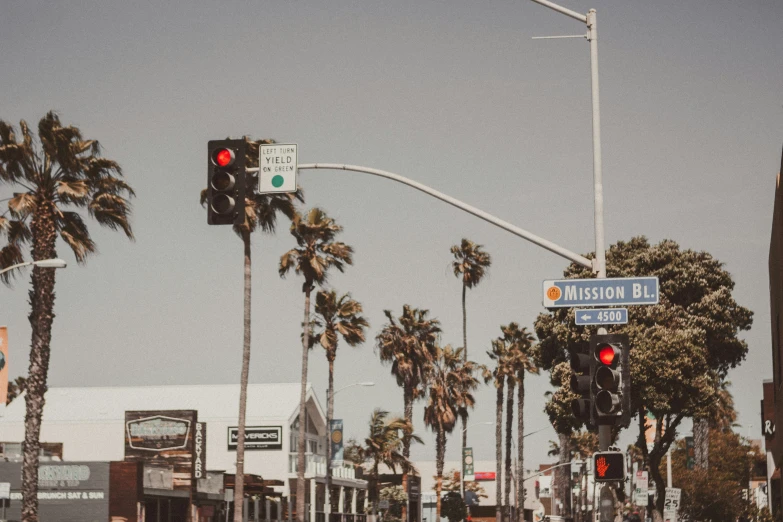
[543,276,659,308]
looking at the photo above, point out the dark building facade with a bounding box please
[768,145,783,516]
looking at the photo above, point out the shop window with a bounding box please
[0,442,62,461]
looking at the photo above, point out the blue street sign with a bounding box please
[574,308,628,325]
[543,276,659,308]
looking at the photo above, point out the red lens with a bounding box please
[215,149,233,167]
[598,345,615,365]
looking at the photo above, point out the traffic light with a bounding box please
[590,333,630,424]
[207,139,247,225]
[570,349,594,426]
[593,451,625,482]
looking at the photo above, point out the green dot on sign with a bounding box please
[271,175,284,188]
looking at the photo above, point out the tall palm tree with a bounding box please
[311,289,369,511]
[484,338,513,522]
[201,137,302,522]
[376,304,441,520]
[0,112,135,522]
[352,409,422,515]
[500,323,538,522]
[279,208,353,522]
[450,239,491,474]
[423,345,480,519]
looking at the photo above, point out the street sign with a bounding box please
[258,143,297,194]
[379,500,390,510]
[463,447,474,477]
[543,277,659,308]
[574,308,628,325]
[663,487,681,521]
[0,481,9,499]
[633,471,648,505]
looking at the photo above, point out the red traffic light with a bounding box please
[213,148,235,167]
[597,344,616,365]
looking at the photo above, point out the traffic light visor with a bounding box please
[213,148,235,167]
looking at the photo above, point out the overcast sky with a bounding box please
[2,0,782,471]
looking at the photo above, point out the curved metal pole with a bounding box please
[0,261,34,276]
[297,163,593,270]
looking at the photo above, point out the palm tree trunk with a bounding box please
[22,202,58,522]
[436,428,446,518]
[555,432,571,518]
[325,358,335,518]
[296,284,313,522]
[495,382,504,522]
[461,283,468,507]
[401,386,413,522]
[504,379,514,519]
[516,374,524,522]
[232,230,252,522]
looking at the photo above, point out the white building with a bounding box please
[0,383,367,521]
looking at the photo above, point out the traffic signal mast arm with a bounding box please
[250,162,593,270]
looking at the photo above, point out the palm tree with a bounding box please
[352,409,421,515]
[0,112,135,521]
[279,208,353,522]
[500,323,538,522]
[376,304,441,520]
[484,338,513,522]
[423,345,480,519]
[450,239,491,480]
[311,289,369,512]
[201,137,302,522]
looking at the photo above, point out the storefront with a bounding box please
[0,383,367,522]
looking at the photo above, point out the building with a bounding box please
[0,383,367,522]
[769,145,783,517]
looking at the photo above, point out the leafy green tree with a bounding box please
[439,468,488,503]
[0,112,135,522]
[376,304,441,521]
[450,238,491,464]
[201,137,303,522]
[441,492,468,522]
[671,427,761,522]
[279,208,352,522]
[534,237,753,520]
[424,346,480,519]
[311,289,369,509]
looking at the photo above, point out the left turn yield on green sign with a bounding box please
[258,143,297,194]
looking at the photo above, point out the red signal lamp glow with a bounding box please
[214,148,235,167]
[598,345,616,365]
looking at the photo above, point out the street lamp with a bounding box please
[0,258,67,276]
[324,381,374,516]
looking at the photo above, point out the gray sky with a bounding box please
[2,0,782,471]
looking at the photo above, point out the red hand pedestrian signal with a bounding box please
[596,457,609,477]
[593,451,625,482]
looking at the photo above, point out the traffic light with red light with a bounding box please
[593,451,625,482]
[570,349,594,426]
[208,139,247,225]
[590,333,630,424]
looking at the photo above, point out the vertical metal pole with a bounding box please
[587,8,606,279]
[666,448,672,488]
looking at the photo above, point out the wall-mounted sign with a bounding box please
[125,410,197,491]
[126,415,191,451]
[227,426,282,451]
[474,471,496,481]
[194,422,207,479]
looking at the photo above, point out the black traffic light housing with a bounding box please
[570,349,594,427]
[590,333,631,427]
[593,451,625,482]
[207,139,247,225]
